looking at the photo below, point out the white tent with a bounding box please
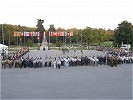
[0,44,8,55]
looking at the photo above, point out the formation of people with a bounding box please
[2,46,29,60]
[1,47,29,69]
[1,49,133,69]
[105,50,133,67]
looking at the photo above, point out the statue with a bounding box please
[36,19,45,46]
[36,19,48,50]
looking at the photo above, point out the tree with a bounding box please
[114,21,133,47]
[105,29,114,41]
[56,41,62,50]
[0,24,37,46]
[26,39,33,47]
[47,24,56,48]
[48,24,56,41]
[97,28,106,46]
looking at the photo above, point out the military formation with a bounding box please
[1,47,29,69]
[1,48,133,69]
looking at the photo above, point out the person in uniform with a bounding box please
[44,58,48,67]
[48,57,52,67]
[57,57,61,69]
[39,57,42,68]
[53,57,57,69]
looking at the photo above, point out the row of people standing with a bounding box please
[16,55,99,69]
[2,50,133,69]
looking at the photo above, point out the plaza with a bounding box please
[1,50,132,99]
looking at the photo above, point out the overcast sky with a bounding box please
[0,0,132,30]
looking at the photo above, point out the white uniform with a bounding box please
[54,61,57,69]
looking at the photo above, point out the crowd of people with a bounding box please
[2,47,29,60]
[1,47,29,68]
[1,48,133,69]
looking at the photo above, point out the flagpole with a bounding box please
[63,32,64,47]
[24,32,25,46]
[17,34,18,47]
[65,32,66,47]
[56,34,57,43]
[70,34,71,47]
[49,31,50,49]
[2,24,4,45]
[8,32,10,46]
[32,32,34,46]
[80,30,82,50]
[77,31,78,45]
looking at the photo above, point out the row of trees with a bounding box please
[47,27,114,47]
[0,20,133,49]
[0,24,113,47]
[0,24,36,46]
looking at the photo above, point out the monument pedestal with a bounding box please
[40,32,48,50]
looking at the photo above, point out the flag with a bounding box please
[13,32,17,37]
[14,32,22,37]
[56,32,61,36]
[68,32,73,36]
[49,31,51,36]
[18,32,21,36]
[20,32,24,36]
[51,32,56,36]
[64,32,67,36]
[43,32,45,37]
[60,32,64,36]
[70,32,73,36]
[24,32,29,36]
[37,32,40,36]
[29,32,32,36]
[32,32,36,36]
[35,32,38,36]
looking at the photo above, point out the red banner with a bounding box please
[49,32,73,37]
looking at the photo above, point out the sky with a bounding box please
[0,0,133,30]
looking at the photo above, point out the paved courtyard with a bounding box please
[0,50,133,99]
[22,49,107,61]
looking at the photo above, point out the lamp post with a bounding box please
[80,30,82,50]
[8,32,10,46]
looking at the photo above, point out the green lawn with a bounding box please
[8,41,113,52]
[101,41,113,47]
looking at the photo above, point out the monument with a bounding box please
[40,32,48,50]
[36,19,48,50]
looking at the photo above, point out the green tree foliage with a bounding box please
[106,29,114,41]
[0,23,114,47]
[26,39,33,47]
[56,40,62,50]
[48,24,56,44]
[0,24,36,46]
[114,21,133,47]
[80,27,112,46]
